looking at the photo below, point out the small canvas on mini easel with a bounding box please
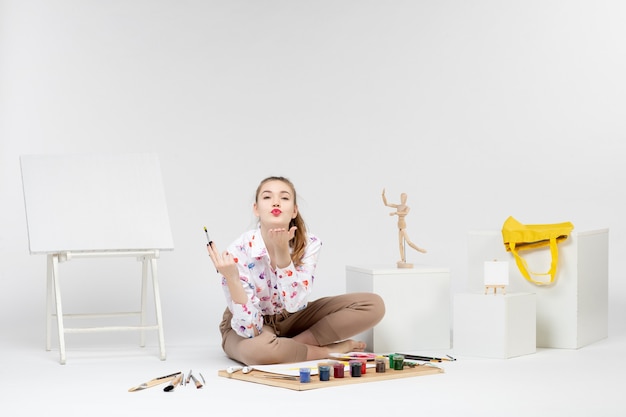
[484,260,509,295]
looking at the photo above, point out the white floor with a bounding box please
[2,329,624,417]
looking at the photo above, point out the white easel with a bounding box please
[21,153,174,364]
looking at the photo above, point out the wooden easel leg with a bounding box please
[484,285,507,296]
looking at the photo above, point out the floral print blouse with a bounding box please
[222,227,322,338]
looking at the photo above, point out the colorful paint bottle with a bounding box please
[375,357,386,373]
[333,362,345,378]
[358,358,367,374]
[318,365,331,381]
[299,367,311,383]
[393,354,405,370]
[349,360,362,377]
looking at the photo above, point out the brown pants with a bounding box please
[219,292,385,365]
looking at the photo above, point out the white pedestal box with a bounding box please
[346,265,450,353]
[453,293,536,359]
[467,229,609,349]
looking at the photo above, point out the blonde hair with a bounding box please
[255,176,308,267]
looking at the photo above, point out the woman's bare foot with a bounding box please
[304,339,367,361]
[326,339,367,354]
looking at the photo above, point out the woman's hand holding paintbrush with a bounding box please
[206,241,238,277]
[204,227,247,305]
[204,227,237,276]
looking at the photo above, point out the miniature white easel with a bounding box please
[382,189,427,268]
[484,260,509,295]
[21,153,174,364]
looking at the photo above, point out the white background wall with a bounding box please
[1,0,625,349]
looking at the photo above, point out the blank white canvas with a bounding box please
[20,153,174,253]
[484,260,509,286]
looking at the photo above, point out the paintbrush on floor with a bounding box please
[163,373,183,392]
[190,373,203,389]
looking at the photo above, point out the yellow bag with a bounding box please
[501,216,574,286]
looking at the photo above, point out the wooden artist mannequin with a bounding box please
[382,189,427,268]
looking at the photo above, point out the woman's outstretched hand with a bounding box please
[265,226,297,249]
[265,227,297,269]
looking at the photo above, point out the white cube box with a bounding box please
[468,229,609,349]
[453,293,536,359]
[346,265,450,352]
